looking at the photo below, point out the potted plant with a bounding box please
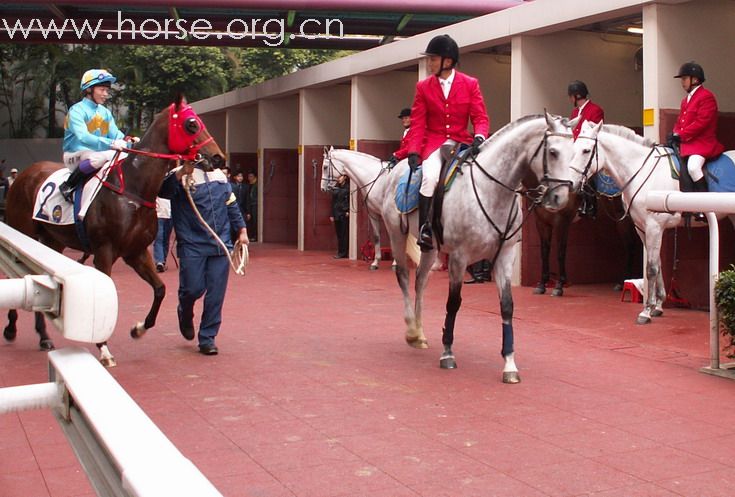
[715,265,735,358]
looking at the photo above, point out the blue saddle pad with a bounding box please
[593,171,620,196]
[668,148,735,193]
[395,167,422,213]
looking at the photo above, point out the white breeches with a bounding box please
[687,154,705,182]
[419,148,442,197]
[63,150,117,172]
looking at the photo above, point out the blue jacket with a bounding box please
[63,98,124,153]
[159,167,246,258]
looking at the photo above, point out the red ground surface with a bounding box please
[2,244,735,497]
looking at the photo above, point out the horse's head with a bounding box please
[533,111,578,211]
[165,96,225,171]
[320,146,344,192]
[569,119,604,193]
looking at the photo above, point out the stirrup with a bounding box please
[60,184,74,202]
[418,225,434,251]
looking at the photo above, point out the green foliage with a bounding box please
[715,265,735,357]
[0,43,349,138]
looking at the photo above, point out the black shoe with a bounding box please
[177,307,195,341]
[464,277,482,284]
[198,344,219,355]
[333,253,347,259]
[417,194,434,252]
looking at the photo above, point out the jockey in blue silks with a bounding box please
[60,69,131,201]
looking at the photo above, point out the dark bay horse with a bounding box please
[3,96,224,365]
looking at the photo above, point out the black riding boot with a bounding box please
[418,194,434,252]
[59,168,86,202]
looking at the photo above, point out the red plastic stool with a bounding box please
[621,279,643,303]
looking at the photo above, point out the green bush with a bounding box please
[715,265,735,357]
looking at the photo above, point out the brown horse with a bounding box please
[527,178,641,297]
[3,96,224,366]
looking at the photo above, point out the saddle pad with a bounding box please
[32,166,110,225]
[443,144,471,192]
[593,171,621,196]
[394,167,422,213]
[667,148,735,193]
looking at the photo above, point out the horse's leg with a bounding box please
[390,232,425,348]
[533,217,552,294]
[91,248,118,367]
[122,248,166,337]
[34,311,54,350]
[4,309,18,342]
[637,226,663,325]
[368,216,382,271]
[552,215,573,297]
[413,249,436,350]
[439,255,465,369]
[494,248,520,383]
[651,267,666,317]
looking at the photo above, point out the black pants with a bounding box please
[334,216,348,256]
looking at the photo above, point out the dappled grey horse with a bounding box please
[325,113,578,383]
[320,148,399,270]
[569,120,735,324]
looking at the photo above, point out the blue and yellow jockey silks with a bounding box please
[63,98,124,153]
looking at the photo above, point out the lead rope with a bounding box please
[181,172,249,275]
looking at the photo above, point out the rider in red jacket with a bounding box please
[396,34,490,251]
[672,62,724,193]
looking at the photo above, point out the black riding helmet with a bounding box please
[422,35,459,75]
[674,62,705,83]
[567,80,589,99]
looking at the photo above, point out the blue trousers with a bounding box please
[154,218,173,265]
[178,255,230,347]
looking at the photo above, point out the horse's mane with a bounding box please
[601,124,655,147]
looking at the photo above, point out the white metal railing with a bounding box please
[0,222,222,496]
[647,191,735,377]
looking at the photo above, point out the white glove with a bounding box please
[111,139,129,151]
[127,136,140,143]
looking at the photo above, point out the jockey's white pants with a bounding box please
[63,150,117,172]
[419,148,442,197]
[686,154,705,182]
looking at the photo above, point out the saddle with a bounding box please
[667,147,735,193]
[432,141,471,247]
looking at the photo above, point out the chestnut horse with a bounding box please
[3,96,224,366]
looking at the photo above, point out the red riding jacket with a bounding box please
[395,70,489,160]
[570,100,604,139]
[673,85,724,159]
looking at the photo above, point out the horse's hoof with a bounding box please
[532,286,546,295]
[130,322,146,339]
[551,288,564,297]
[369,265,378,271]
[439,355,457,369]
[651,309,663,317]
[3,326,16,342]
[503,371,521,384]
[636,316,651,325]
[391,266,397,272]
[613,283,623,292]
[406,336,429,349]
[39,339,55,351]
[100,357,117,368]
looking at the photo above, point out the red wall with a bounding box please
[303,145,346,251]
[262,148,298,244]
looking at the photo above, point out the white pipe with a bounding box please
[0,382,61,414]
[647,192,735,213]
[707,212,720,370]
[0,275,57,311]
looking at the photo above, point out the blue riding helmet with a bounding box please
[80,69,116,92]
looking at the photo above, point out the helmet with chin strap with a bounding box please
[80,69,116,92]
[567,80,589,99]
[422,35,459,73]
[674,62,705,83]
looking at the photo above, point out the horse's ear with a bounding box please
[566,116,581,131]
[544,110,562,128]
[174,93,188,111]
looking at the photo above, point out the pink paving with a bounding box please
[2,244,735,497]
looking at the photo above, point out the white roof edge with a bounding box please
[192,0,660,114]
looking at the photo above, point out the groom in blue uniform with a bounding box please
[159,164,249,355]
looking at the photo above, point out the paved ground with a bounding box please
[2,243,735,497]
